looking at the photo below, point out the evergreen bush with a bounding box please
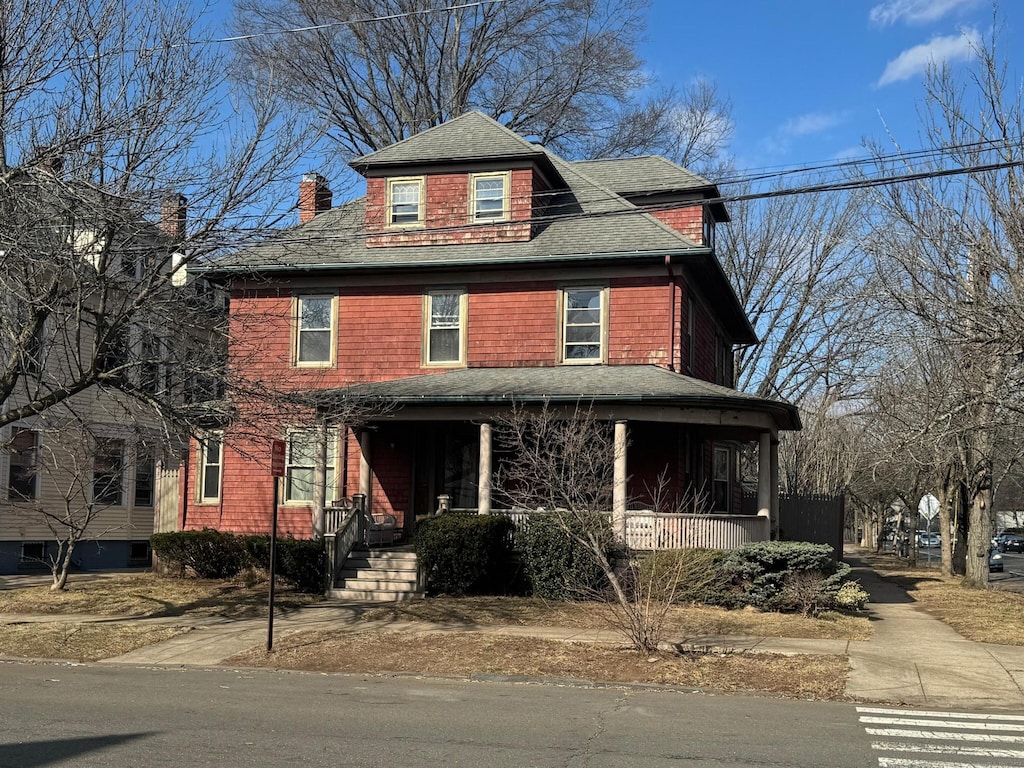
[415,513,516,595]
[520,511,611,600]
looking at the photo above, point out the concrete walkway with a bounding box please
[5,556,1024,708]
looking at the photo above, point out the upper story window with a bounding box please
[388,177,424,226]
[199,433,222,503]
[285,429,335,503]
[471,172,509,222]
[7,428,39,501]
[294,295,335,366]
[93,438,125,506]
[560,286,607,363]
[424,289,466,365]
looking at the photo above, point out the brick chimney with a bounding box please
[159,194,187,241]
[299,172,332,223]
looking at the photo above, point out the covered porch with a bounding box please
[308,365,800,552]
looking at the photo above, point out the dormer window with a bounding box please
[388,177,424,226]
[471,172,509,222]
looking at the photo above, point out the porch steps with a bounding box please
[328,547,422,602]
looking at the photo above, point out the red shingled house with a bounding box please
[184,112,799,586]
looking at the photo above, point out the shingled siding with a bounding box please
[364,169,534,246]
[651,205,705,245]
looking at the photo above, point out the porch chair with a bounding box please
[332,499,398,547]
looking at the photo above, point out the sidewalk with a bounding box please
[5,557,1024,707]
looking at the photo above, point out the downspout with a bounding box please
[665,255,676,371]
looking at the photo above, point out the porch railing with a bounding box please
[323,508,361,591]
[494,509,769,551]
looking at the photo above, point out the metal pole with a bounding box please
[267,477,279,652]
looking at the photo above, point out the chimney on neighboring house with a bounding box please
[160,193,187,241]
[298,172,332,223]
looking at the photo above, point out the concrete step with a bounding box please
[327,587,423,602]
[342,576,419,590]
[340,567,418,580]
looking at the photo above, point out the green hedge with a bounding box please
[520,511,612,601]
[150,529,324,593]
[415,513,516,596]
[718,541,865,615]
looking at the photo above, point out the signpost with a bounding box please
[267,439,286,652]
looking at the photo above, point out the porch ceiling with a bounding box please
[305,365,800,431]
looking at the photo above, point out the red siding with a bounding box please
[652,205,705,245]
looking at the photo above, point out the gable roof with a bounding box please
[351,111,551,172]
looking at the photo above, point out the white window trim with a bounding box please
[293,294,337,368]
[198,432,223,504]
[469,171,510,223]
[558,285,608,365]
[423,289,467,367]
[93,438,127,507]
[387,176,425,228]
[283,428,337,505]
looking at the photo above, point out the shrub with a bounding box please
[520,511,612,601]
[719,541,858,614]
[415,513,516,596]
[150,529,246,579]
[636,548,728,605]
[242,535,325,593]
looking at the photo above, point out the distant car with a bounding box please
[916,533,940,548]
[1001,536,1024,553]
[990,550,1005,572]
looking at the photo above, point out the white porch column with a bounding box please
[477,421,492,515]
[757,432,771,519]
[613,420,628,541]
[312,419,327,539]
[770,437,780,538]
[359,428,372,514]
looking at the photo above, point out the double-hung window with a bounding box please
[93,439,126,506]
[712,446,731,513]
[134,446,155,507]
[285,430,335,503]
[388,178,423,226]
[295,295,335,365]
[7,428,39,501]
[560,286,607,363]
[199,433,222,503]
[471,173,508,222]
[424,290,465,365]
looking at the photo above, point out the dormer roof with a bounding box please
[350,111,561,182]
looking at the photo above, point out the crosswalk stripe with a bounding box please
[878,759,1023,768]
[866,727,1024,743]
[872,740,1024,758]
[858,707,1024,723]
[860,716,1024,732]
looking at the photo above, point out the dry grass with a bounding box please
[228,630,849,700]
[0,622,188,662]
[359,597,872,641]
[0,573,318,619]
[858,553,1024,645]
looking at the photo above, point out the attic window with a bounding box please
[471,172,508,222]
[388,178,423,226]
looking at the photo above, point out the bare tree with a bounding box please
[231,0,732,169]
[861,23,1024,587]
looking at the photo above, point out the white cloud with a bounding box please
[780,112,847,138]
[869,0,983,26]
[877,29,980,86]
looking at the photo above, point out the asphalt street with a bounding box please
[0,662,876,768]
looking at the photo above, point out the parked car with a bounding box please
[917,533,940,548]
[990,550,1005,572]
[1001,535,1024,553]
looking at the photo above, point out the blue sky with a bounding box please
[642,0,1024,173]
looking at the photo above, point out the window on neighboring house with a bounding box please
[294,295,334,365]
[96,322,130,374]
[93,439,125,506]
[199,433,222,503]
[425,289,465,365]
[561,287,606,363]
[712,446,731,513]
[138,331,161,394]
[285,430,335,503]
[471,173,508,222]
[7,428,39,501]
[388,178,423,226]
[134,446,155,507]
[15,302,45,376]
